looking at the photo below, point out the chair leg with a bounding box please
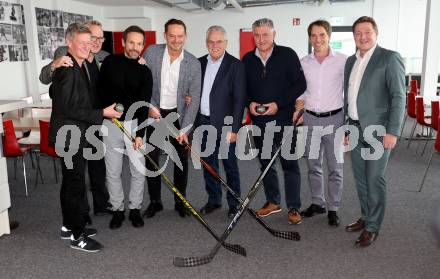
[29,150,35,169]
[407,121,418,148]
[53,158,58,183]
[13,158,17,179]
[34,153,44,188]
[22,156,28,197]
[399,113,408,139]
[421,128,433,156]
[419,152,436,192]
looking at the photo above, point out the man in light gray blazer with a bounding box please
[344,16,405,247]
[142,18,201,218]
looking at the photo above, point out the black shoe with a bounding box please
[300,204,326,218]
[129,209,144,228]
[175,204,190,218]
[60,226,97,240]
[143,201,163,218]
[109,211,125,229]
[227,207,238,219]
[200,203,221,215]
[328,211,340,227]
[10,221,19,230]
[94,209,112,216]
[70,234,103,253]
[84,214,92,226]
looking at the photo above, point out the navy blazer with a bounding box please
[198,51,247,134]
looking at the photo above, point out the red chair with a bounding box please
[35,120,58,187]
[407,96,431,149]
[2,120,32,196]
[421,101,440,156]
[410,79,418,95]
[431,101,439,131]
[419,117,440,192]
[402,93,417,141]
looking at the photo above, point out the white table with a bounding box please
[0,100,29,236]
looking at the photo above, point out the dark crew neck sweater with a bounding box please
[98,54,153,138]
[242,45,306,125]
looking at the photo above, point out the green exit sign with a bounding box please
[331,41,342,49]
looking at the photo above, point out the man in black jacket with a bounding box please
[49,23,121,252]
[98,25,153,229]
[40,20,111,223]
[242,18,306,225]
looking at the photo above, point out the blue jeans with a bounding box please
[253,123,301,210]
[199,115,241,209]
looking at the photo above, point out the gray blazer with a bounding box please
[344,45,406,136]
[143,44,201,131]
[39,45,109,85]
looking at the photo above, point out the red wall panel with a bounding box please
[113,31,156,56]
[239,29,255,60]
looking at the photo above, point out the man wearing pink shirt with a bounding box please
[295,20,347,227]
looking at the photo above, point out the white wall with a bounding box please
[149,0,373,59]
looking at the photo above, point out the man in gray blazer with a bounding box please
[142,18,201,218]
[344,16,405,247]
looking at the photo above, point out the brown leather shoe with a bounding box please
[256,202,282,217]
[355,230,379,247]
[345,218,365,232]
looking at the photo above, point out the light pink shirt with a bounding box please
[299,49,347,113]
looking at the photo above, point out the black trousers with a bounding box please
[83,133,109,214]
[146,109,188,206]
[60,148,87,239]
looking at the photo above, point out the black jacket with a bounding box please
[198,52,247,134]
[49,52,103,146]
[242,45,306,125]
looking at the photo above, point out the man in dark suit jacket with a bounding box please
[49,23,121,252]
[196,25,246,218]
[343,16,405,247]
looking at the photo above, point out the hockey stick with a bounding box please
[173,109,304,267]
[160,118,300,241]
[112,114,246,258]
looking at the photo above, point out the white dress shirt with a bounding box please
[299,49,347,113]
[347,44,377,120]
[200,53,225,116]
[255,47,273,66]
[160,46,184,109]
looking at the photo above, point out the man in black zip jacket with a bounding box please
[242,18,306,225]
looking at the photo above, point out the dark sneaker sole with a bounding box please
[257,208,282,217]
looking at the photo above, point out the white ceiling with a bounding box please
[72,0,158,6]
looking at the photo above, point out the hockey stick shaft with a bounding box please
[113,119,246,257]
[161,119,298,240]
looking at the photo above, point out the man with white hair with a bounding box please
[197,25,246,218]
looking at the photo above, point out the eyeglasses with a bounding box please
[207,40,225,46]
[91,36,105,43]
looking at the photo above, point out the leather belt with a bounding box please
[306,108,342,118]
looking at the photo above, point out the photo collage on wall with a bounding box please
[35,7,92,60]
[0,0,27,63]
